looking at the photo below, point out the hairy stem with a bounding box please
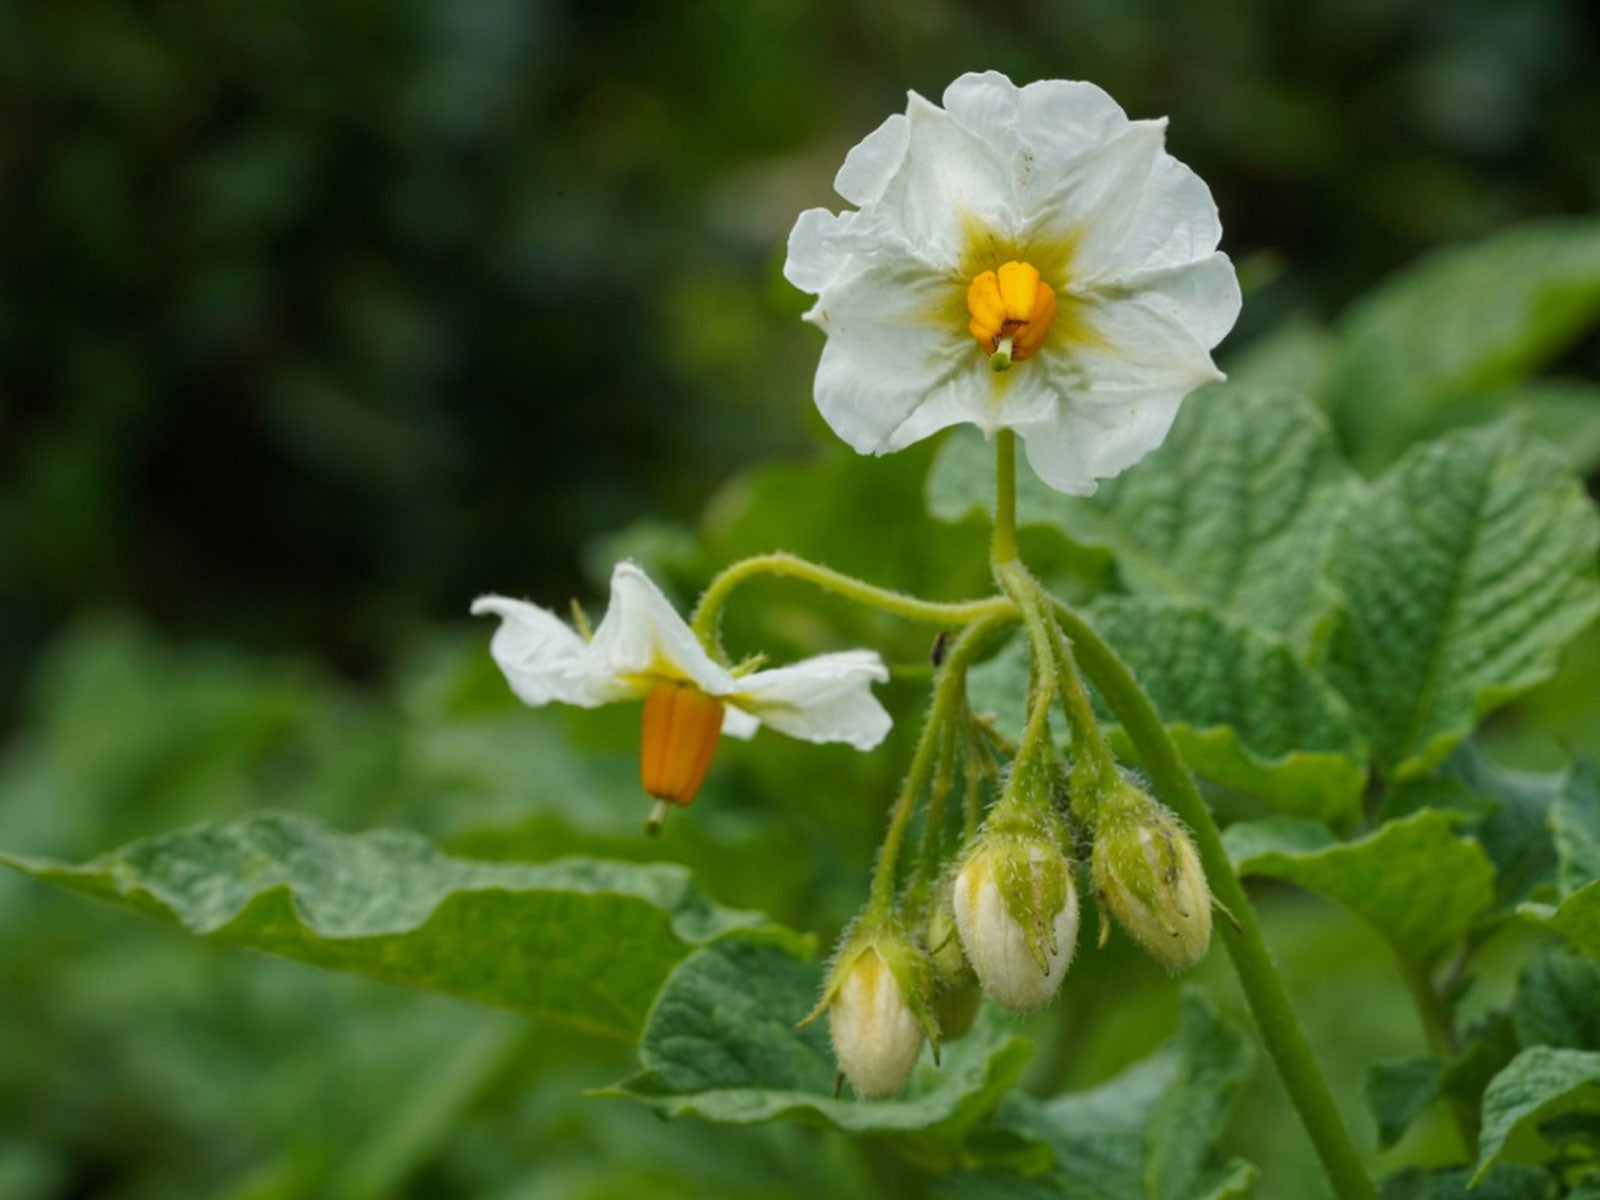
[867,613,1015,914]
[1050,597,1379,1200]
[690,551,1013,658]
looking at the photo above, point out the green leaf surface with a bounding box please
[1380,1164,1555,1200]
[1513,948,1600,1052]
[1085,596,1368,823]
[1224,809,1495,961]
[0,811,799,1041]
[1366,1058,1447,1150]
[932,990,1256,1200]
[1320,421,1600,780]
[928,386,1355,647]
[1520,884,1600,961]
[1554,756,1600,897]
[1323,219,1600,470]
[1473,1047,1600,1181]
[602,937,1031,1147]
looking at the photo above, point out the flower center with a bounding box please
[966,260,1058,372]
[639,679,725,833]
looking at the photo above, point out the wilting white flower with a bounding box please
[472,562,890,820]
[785,70,1240,496]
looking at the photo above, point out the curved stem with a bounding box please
[689,551,1013,657]
[1050,597,1379,1200]
[867,613,1015,914]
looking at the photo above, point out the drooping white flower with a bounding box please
[472,562,891,825]
[784,70,1240,496]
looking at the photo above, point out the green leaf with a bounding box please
[1380,1164,1555,1200]
[1320,421,1600,780]
[1366,1058,1446,1150]
[1085,596,1368,824]
[1473,1047,1600,1181]
[1518,757,1600,959]
[1520,884,1600,961]
[933,989,1256,1200]
[0,811,799,1041]
[1323,218,1600,471]
[928,386,1355,647]
[1513,948,1600,1052]
[602,938,1031,1149]
[1554,756,1600,897]
[1224,809,1495,961]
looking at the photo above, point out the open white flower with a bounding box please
[784,70,1240,496]
[472,562,891,828]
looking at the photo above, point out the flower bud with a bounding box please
[828,945,925,1098]
[924,883,981,1041]
[805,920,935,1099]
[934,983,982,1041]
[953,817,1079,1012]
[1091,784,1212,970]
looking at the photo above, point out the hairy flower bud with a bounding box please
[829,947,924,1098]
[1092,783,1212,970]
[953,817,1079,1012]
[924,883,981,1041]
[805,919,936,1099]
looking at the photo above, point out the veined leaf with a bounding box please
[1473,1047,1600,1182]
[1320,421,1600,781]
[602,938,1031,1148]
[967,599,1367,824]
[1365,1058,1446,1150]
[1324,219,1600,470]
[932,989,1256,1200]
[1517,757,1600,959]
[1224,809,1494,962]
[928,386,1355,648]
[0,811,800,1041]
[1513,948,1600,1053]
[1381,1164,1555,1200]
[1085,597,1367,824]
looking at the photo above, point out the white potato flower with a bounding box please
[785,70,1240,496]
[473,562,891,826]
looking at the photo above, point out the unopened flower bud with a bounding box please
[805,920,935,1099]
[828,946,925,1098]
[1092,784,1212,970]
[953,817,1079,1012]
[924,884,981,1041]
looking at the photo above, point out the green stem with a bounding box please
[1050,597,1379,1200]
[867,613,1015,914]
[689,551,1012,656]
[1398,951,1479,1155]
[992,430,1019,567]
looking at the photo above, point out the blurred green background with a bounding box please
[2,1,1598,1197]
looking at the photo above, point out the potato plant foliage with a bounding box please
[6,221,1600,1199]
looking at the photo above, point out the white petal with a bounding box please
[871,92,1014,267]
[807,251,974,454]
[731,651,891,749]
[1115,251,1242,351]
[721,706,760,741]
[1017,390,1186,495]
[834,113,908,206]
[941,71,1023,152]
[586,562,736,697]
[785,208,864,294]
[1036,120,1225,286]
[470,595,628,708]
